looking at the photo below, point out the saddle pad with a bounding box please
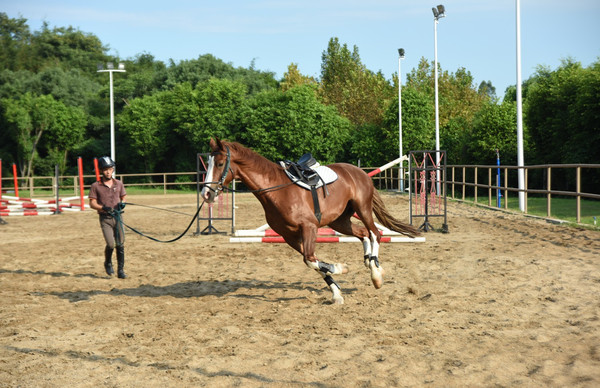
[280,163,338,190]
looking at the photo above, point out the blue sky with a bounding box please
[3,0,599,96]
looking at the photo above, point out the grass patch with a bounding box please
[453,194,600,226]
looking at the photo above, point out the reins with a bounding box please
[112,200,206,244]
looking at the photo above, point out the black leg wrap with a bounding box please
[318,261,336,274]
[324,275,341,291]
[370,256,380,268]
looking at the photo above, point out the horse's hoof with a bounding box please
[334,263,349,275]
[332,296,344,304]
[371,275,383,289]
[370,264,384,289]
[340,263,349,274]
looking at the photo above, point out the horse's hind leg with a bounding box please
[298,224,348,304]
[329,214,384,289]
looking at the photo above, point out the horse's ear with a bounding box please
[209,137,222,151]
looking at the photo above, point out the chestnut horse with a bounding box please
[201,139,420,304]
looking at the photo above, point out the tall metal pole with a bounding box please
[434,16,441,195]
[109,70,115,172]
[97,63,126,177]
[516,0,525,211]
[398,48,405,192]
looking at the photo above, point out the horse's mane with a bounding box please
[224,141,284,179]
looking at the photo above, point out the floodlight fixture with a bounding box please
[433,4,445,20]
[398,48,405,59]
[118,62,125,70]
[107,62,114,70]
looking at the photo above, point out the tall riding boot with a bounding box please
[104,246,114,276]
[116,246,127,279]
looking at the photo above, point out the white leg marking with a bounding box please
[369,231,384,289]
[330,282,344,304]
[362,237,371,268]
[370,230,380,259]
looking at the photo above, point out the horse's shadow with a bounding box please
[1,267,357,304]
[49,279,357,303]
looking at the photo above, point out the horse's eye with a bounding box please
[217,162,224,167]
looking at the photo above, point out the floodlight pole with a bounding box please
[433,5,445,195]
[97,63,126,176]
[515,0,525,211]
[398,48,405,192]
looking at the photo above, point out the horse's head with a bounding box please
[201,138,234,203]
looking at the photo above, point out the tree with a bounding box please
[280,63,317,92]
[0,13,32,71]
[167,78,249,150]
[352,86,434,166]
[525,59,600,165]
[2,93,86,177]
[30,23,107,73]
[243,85,351,163]
[165,54,278,95]
[319,37,394,126]
[466,100,523,165]
[117,92,168,173]
[478,80,496,100]
[406,57,490,163]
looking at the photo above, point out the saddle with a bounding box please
[280,153,338,223]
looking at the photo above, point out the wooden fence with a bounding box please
[2,163,599,224]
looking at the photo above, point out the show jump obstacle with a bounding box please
[0,158,88,217]
[409,150,448,233]
[230,155,425,244]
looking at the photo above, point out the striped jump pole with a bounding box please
[367,155,408,177]
[230,156,416,243]
[230,236,425,244]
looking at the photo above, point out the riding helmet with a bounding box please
[98,156,115,170]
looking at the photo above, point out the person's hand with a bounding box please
[102,205,113,214]
[117,202,126,211]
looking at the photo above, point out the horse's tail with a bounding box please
[372,190,421,238]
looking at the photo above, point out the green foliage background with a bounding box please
[0,13,598,192]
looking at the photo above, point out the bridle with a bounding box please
[204,144,297,196]
[204,145,232,196]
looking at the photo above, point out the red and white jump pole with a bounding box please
[231,155,420,243]
[230,235,425,244]
[367,155,408,177]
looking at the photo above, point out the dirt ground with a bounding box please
[1,192,599,387]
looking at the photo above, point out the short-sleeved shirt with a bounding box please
[89,179,126,211]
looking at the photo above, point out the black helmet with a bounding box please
[98,156,115,170]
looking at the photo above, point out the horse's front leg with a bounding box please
[301,225,348,304]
